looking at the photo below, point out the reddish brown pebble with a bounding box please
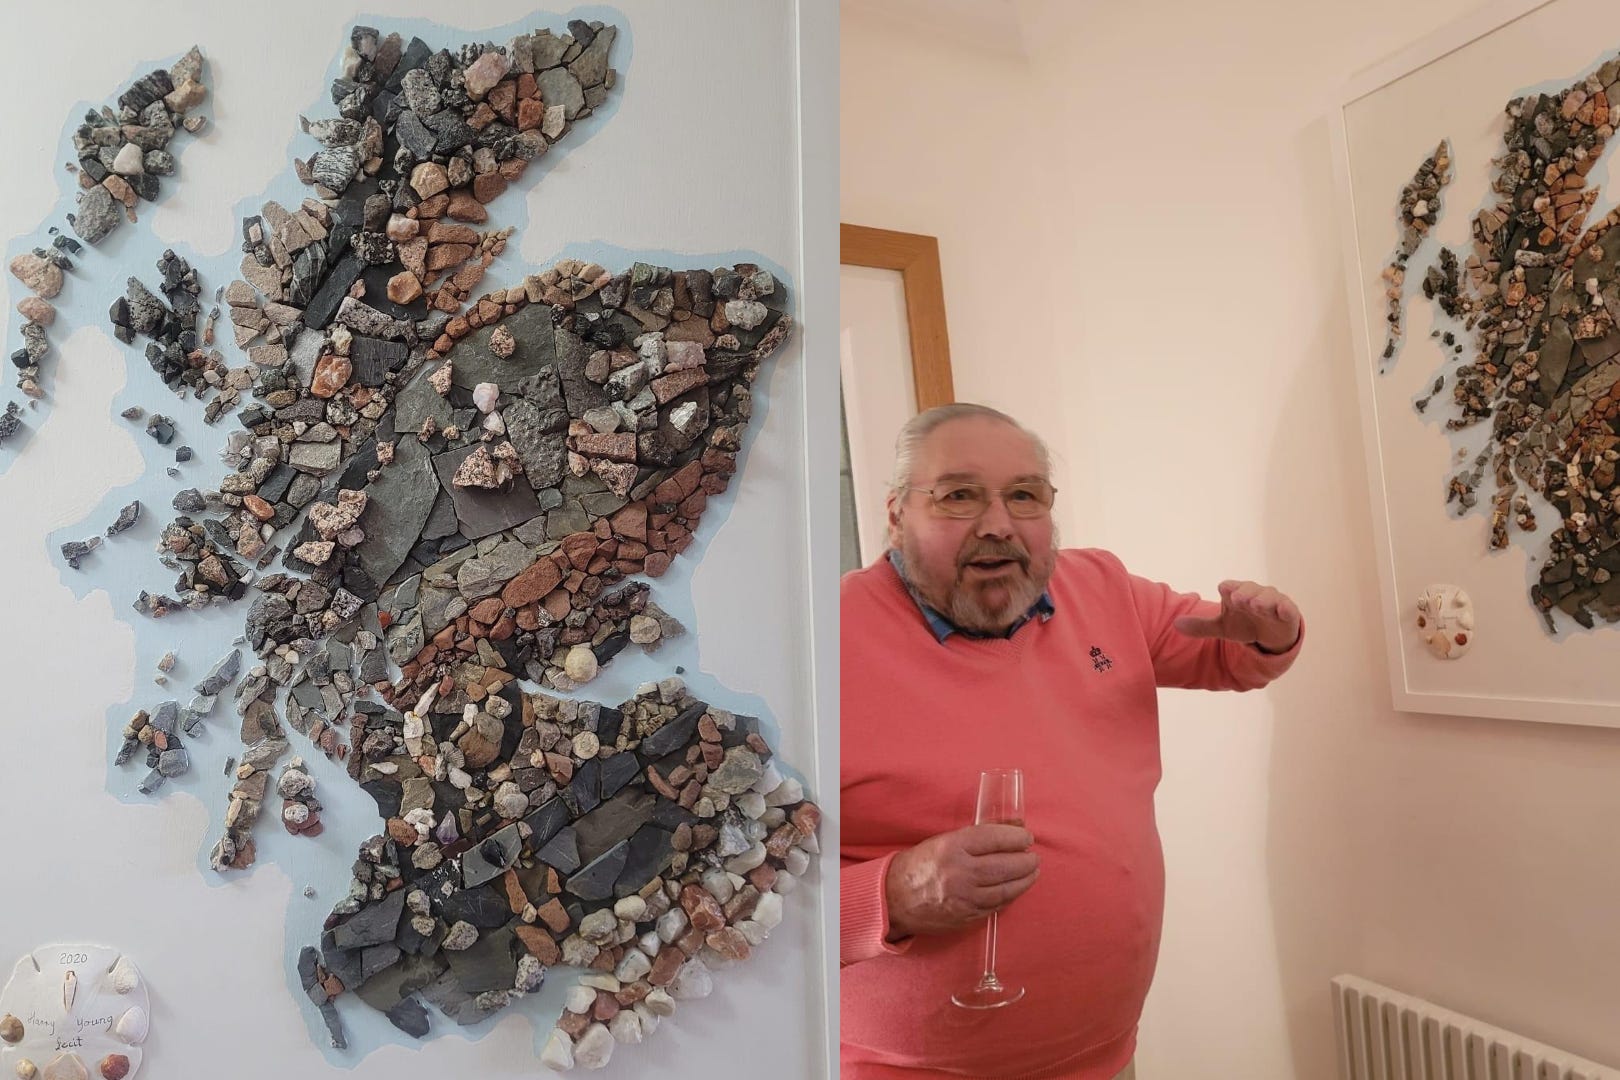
[536,897,571,934]
[243,495,275,521]
[680,884,725,932]
[100,1055,131,1080]
[792,802,822,837]
[647,946,685,986]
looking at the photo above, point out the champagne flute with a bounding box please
[951,767,1026,1009]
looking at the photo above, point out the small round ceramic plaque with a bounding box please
[0,946,148,1080]
[1415,584,1475,659]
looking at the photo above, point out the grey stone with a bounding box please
[288,473,322,508]
[157,748,190,777]
[289,441,343,474]
[333,886,405,950]
[568,25,615,88]
[530,30,570,69]
[565,838,628,901]
[545,503,590,540]
[350,335,409,386]
[553,328,609,416]
[455,540,535,599]
[615,823,674,897]
[431,444,542,540]
[387,612,425,665]
[461,823,522,888]
[418,585,462,636]
[522,798,570,850]
[451,304,557,390]
[442,922,519,995]
[537,825,581,875]
[172,488,205,513]
[393,365,456,435]
[395,110,437,161]
[195,649,242,695]
[319,1001,347,1049]
[73,184,121,244]
[638,702,703,759]
[355,434,437,587]
[536,66,585,120]
[386,996,430,1038]
[598,751,640,800]
[421,489,459,541]
[336,296,411,339]
[709,747,763,795]
[502,400,567,489]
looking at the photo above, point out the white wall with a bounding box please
[0,2,835,1078]
[845,0,1620,1076]
[840,3,1083,518]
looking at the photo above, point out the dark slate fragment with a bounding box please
[360,941,403,984]
[355,434,437,588]
[386,996,431,1038]
[536,825,581,875]
[522,798,570,850]
[319,1001,347,1049]
[565,756,602,816]
[596,707,623,745]
[461,822,521,889]
[565,838,628,901]
[395,109,437,160]
[349,335,409,386]
[298,946,327,1005]
[431,443,542,541]
[438,885,512,930]
[332,886,405,949]
[599,751,639,801]
[303,251,365,329]
[638,701,705,759]
[615,823,674,897]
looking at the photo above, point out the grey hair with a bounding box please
[889,403,1052,495]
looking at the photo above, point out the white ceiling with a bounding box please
[840,0,1031,60]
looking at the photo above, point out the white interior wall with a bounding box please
[846,0,1620,1076]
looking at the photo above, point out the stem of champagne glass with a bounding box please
[981,910,1000,985]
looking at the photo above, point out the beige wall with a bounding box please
[844,0,1620,1075]
[840,5,1088,522]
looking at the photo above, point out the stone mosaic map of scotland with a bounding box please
[0,14,818,1074]
[1380,49,1620,636]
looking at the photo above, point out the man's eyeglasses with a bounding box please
[904,480,1057,519]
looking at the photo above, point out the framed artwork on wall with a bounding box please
[1331,0,1620,725]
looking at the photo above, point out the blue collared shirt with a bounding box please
[887,549,1055,643]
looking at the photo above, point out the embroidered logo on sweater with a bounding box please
[1090,645,1113,672]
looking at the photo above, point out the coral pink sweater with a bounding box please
[841,550,1302,1079]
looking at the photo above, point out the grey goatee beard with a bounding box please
[899,528,1058,635]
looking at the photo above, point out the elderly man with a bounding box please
[841,403,1303,1080]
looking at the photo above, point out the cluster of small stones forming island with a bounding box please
[50,19,817,1071]
[1378,140,1452,365]
[2,48,207,435]
[1392,54,1620,630]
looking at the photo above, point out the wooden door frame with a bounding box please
[839,224,955,409]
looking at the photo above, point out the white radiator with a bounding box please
[1332,975,1620,1080]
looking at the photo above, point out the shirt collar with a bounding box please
[887,549,1055,643]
